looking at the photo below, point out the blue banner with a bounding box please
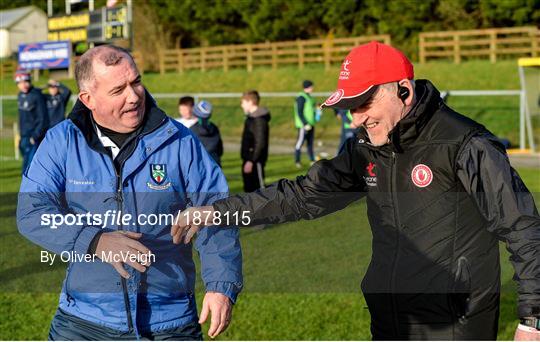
[18,41,71,70]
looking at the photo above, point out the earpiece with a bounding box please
[397,82,410,119]
[397,84,410,103]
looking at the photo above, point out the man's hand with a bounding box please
[514,324,540,340]
[243,161,253,174]
[95,231,151,278]
[199,292,232,339]
[171,205,214,244]
[304,124,312,131]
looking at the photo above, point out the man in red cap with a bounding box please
[171,41,540,340]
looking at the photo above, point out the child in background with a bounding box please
[240,90,270,192]
[177,96,198,128]
[191,100,224,166]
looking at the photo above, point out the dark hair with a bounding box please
[179,96,195,107]
[75,45,136,91]
[242,90,260,105]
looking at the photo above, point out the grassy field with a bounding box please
[0,151,539,340]
[1,60,537,157]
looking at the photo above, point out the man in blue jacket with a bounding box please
[17,45,243,340]
[15,71,48,173]
[45,79,72,127]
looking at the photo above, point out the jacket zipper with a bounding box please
[109,156,134,331]
[389,151,402,336]
[109,118,167,332]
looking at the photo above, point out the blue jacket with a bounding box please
[17,96,243,334]
[45,83,72,128]
[18,86,48,140]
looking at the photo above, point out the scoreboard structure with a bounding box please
[41,4,132,78]
[47,12,89,42]
[48,5,131,46]
[87,6,130,43]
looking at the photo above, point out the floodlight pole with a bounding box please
[518,65,537,152]
[47,0,53,16]
[127,0,133,51]
[519,90,525,151]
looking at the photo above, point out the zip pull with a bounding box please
[115,188,123,203]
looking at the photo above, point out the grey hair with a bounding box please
[75,45,137,91]
[378,79,416,93]
[371,79,416,103]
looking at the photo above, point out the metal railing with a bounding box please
[0,89,534,161]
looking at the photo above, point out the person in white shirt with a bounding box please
[177,96,198,128]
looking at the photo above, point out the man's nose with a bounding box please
[350,112,368,127]
[125,85,140,103]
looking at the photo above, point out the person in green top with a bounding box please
[294,80,317,167]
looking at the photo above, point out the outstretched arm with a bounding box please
[172,139,367,243]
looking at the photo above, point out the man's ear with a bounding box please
[78,91,94,110]
[399,79,414,106]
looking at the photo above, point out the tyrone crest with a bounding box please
[150,164,167,185]
[411,164,433,188]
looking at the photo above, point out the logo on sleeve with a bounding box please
[411,164,433,188]
[363,162,377,187]
[147,164,171,190]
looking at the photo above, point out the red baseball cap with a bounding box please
[321,41,414,109]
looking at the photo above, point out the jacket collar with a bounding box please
[358,79,442,152]
[67,89,167,155]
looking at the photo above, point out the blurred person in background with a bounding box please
[335,108,357,154]
[191,100,224,166]
[294,80,317,168]
[15,71,48,173]
[45,79,72,128]
[240,90,270,192]
[177,96,198,128]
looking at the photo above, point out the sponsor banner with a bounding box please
[18,41,71,70]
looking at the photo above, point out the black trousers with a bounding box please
[48,308,203,341]
[242,160,265,192]
[294,127,314,163]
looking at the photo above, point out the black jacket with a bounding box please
[191,119,223,166]
[214,80,540,339]
[241,107,270,164]
[46,83,72,128]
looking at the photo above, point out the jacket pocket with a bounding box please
[450,256,471,324]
